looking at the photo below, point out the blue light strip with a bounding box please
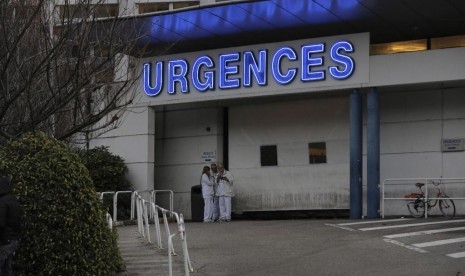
[141,0,360,44]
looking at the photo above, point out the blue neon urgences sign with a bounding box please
[143,40,356,97]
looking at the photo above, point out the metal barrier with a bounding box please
[151,190,174,216]
[113,191,133,222]
[100,192,115,229]
[134,191,193,276]
[382,178,465,218]
[131,190,174,220]
[105,213,113,229]
[100,191,133,223]
[99,190,192,274]
[100,191,115,201]
[99,190,174,223]
[132,190,152,219]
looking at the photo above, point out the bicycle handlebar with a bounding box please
[430,180,445,187]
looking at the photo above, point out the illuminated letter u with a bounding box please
[143,62,163,97]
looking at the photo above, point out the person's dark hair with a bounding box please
[0,176,12,195]
[202,166,210,175]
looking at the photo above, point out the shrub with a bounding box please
[0,132,123,275]
[74,146,132,192]
[75,146,133,220]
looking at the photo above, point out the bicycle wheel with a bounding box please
[407,199,425,218]
[439,196,456,219]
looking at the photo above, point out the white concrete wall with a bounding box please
[153,104,224,216]
[369,47,465,88]
[376,87,465,217]
[229,97,350,212]
[90,106,155,191]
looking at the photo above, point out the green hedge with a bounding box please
[0,132,123,275]
[75,146,133,220]
[74,146,132,192]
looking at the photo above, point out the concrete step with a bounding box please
[116,225,186,275]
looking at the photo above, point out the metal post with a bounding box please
[425,178,428,218]
[350,89,363,219]
[367,87,380,218]
[113,193,118,222]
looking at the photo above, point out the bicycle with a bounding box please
[404,181,456,218]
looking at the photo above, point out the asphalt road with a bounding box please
[178,217,465,276]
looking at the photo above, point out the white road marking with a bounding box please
[447,251,465,258]
[359,219,465,231]
[384,226,465,239]
[337,218,412,226]
[325,223,356,231]
[411,237,465,248]
[383,238,428,253]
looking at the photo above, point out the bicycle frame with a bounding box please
[424,185,444,210]
[407,180,455,218]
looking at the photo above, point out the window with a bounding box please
[93,5,119,18]
[370,39,427,55]
[59,5,90,20]
[138,1,199,14]
[309,142,327,164]
[173,1,200,9]
[138,3,170,14]
[260,145,277,166]
[59,4,118,20]
[431,35,465,50]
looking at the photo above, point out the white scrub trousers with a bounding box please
[219,196,232,221]
[203,196,214,222]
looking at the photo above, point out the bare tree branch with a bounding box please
[0,0,146,143]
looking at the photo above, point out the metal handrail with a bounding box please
[151,190,174,217]
[99,192,116,229]
[146,201,163,249]
[105,213,113,229]
[98,190,173,222]
[131,189,174,219]
[99,191,133,223]
[133,190,153,219]
[382,177,465,218]
[134,191,193,276]
[113,191,133,222]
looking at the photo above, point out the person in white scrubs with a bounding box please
[201,166,215,222]
[217,163,234,222]
[210,163,220,222]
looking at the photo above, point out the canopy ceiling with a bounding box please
[108,0,465,56]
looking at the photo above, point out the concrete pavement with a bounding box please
[117,218,465,275]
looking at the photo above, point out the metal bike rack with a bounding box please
[382,178,465,218]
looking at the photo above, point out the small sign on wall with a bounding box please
[441,138,465,152]
[202,151,216,162]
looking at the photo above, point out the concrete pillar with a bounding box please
[90,106,155,191]
[367,87,380,219]
[350,89,363,219]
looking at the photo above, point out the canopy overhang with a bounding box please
[99,0,465,57]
